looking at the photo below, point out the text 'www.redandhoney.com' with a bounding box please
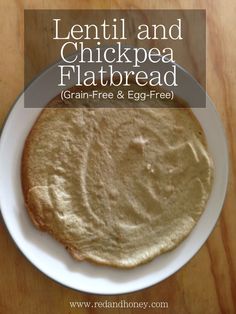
[69,300,169,310]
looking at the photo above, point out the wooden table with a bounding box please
[0,1,235,313]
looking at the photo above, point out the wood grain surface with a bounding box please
[0,1,235,313]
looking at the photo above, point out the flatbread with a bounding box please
[21,84,213,268]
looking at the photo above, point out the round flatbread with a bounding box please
[22,84,213,268]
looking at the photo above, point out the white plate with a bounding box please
[0,58,228,295]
